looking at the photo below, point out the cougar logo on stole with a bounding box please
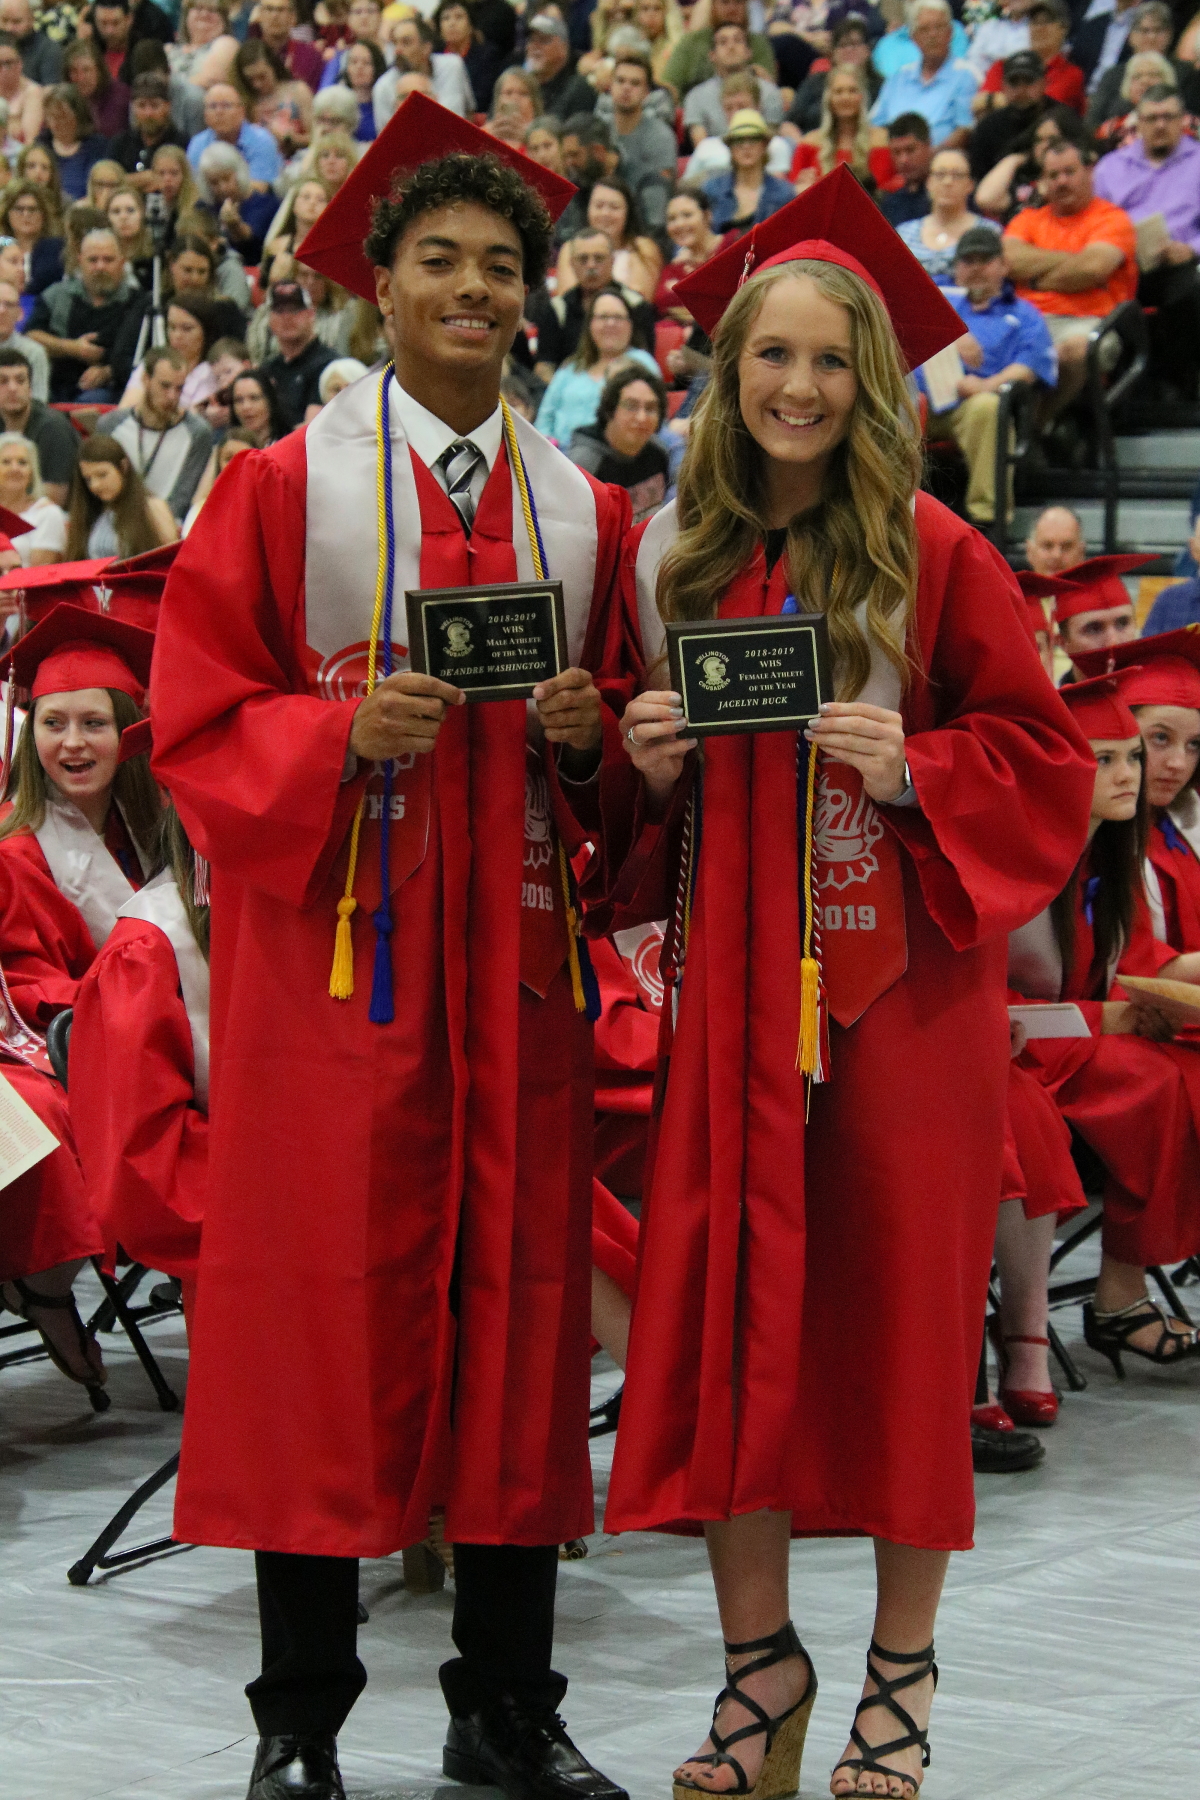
[814,780,885,890]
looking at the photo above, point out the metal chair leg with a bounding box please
[67,1453,185,1586]
[1149,1265,1194,1327]
[91,1262,179,1412]
[1048,1320,1087,1391]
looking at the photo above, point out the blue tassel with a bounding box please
[781,593,798,614]
[577,934,601,1022]
[369,902,395,1023]
[1161,814,1190,856]
[1083,874,1101,926]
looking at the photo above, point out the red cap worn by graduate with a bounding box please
[297,90,576,302]
[1016,568,1083,643]
[1052,553,1157,625]
[1057,668,1143,740]
[1071,626,1200,711]
[1,600,155,786]
[0,541,178,631]
[670,162,966,370]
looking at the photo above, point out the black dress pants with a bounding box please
[247,1543,563,1736]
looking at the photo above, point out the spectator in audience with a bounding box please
[974,102,1087,222]
[0,273,44,392]
[965,0,1033,83]
[434,0,502,114]
[567,359,669,521]
[187,82,284,185]
[532,224,654,377]
[316,353,366,402]
[246,260,347,357]
[1054,556,1141,672]
[1143,518,1200,629]
[195,141,276,264]
[1003,139,1137,414]
[289,124,357,201]
[555,111,620,240]
[1001,0,1083,114]
[227,364,286,443]
[166,230,246,336]
[790,62,894,188]
[234,38,313,159]
[258,174,328,288]
[1026,499,1086,575]
[968,50,1049,184]
[922,223,1056,523]
[65,429,178,555]
[872,0,969,78]
[607,49,676,226]
[1092,52,1186,152]
[0,178,63,292]
[251,0,324,94]
[1094,85,1200,399]
[182,420,255,528]
[0,429,64,558]
[87,161,124,211]
[654,186,727,321]
[524,12,596,120]
[1088,3,1200,128]
[786,14,882,136]
[0,342,75,497]
[876,108,933,222]
[111,72,188,184]
[525,113,567,174]
[0,0,62,86]
[703,107,795,230]
[633,0,685,88]
[870,0,977,148]
[86,0,175,90]
[684,22,785,145]
[898,142,980,276]
[17,141,66,218]
[487,68,542,136]
[27,223,148,400]
[105,182,153,287]
[107,344,216,520]
[664,0,776,100]
[259,278,332,429]
[535,283,660,442]
[148,143,200,238]
[38,84,108,202]
[122,295,218,410]
[337,36,385,141]
[167,0,238,91]
[63,36,130,141]
[371,14,473,128]
[559,171,662,298]
[681,68,796,184]
[0,30,42,146]
[1073,0,1141,96]
[0,237,31,323]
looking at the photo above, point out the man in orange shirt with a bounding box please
[1002,139,1137,412]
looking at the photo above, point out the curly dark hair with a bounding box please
[363,151,554,290]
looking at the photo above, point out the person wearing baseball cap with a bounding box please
[1052,551,1155,676]
[920,219,1056,524]
[259,280,336,433]
[525,12,597,120]
[967,50,1048,182]
[604,165,1094,1800]
[978,0,1086,114]
[151,92,631,1800]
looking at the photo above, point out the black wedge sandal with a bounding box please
[672,1620,816,1800]
[2,1278,110,1412]
[1083,1297,1200,1377]
[831,1640,937,1799]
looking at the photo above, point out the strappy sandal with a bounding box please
[831,1640,937,1799]
[673,1620,816,1800]
[1083,1296,1200,1378]
[2,1278,109,1412]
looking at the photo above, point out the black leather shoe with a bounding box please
[245,1734,346,1799]
[971,1419,1045,1473]
[444,1697,628,1800]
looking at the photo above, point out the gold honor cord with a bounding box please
[797,737,821,1077]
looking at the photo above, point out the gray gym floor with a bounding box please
[2,1266,1198,1800]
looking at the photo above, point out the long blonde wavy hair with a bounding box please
[816,65,874,177]
[659,259,922,700]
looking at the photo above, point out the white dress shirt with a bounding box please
[392,383,503,522]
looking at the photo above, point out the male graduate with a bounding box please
[150,94,631,1800]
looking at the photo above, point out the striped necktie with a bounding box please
[437,438,486,534]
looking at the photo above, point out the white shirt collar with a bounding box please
[391,381,504,476]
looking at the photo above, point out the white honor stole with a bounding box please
[303,373,601,736]
[118,869,210,1113]
[34,788,153,950]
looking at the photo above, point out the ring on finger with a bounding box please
[626,725,639,746]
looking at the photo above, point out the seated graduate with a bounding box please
[1074,629,1200,956]
[70,789,208,1325]
[592,167,1095,1800]
[1051,553,1152,682]
[1012,670,1200,1377]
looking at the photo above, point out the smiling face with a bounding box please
[1090,737,1142,824]
[0,436,32,502]
[588,292,633,359]
[737,274,858,482]
[666,192,705,250]
[1136,704,1200,810]
[231,375,270,433]
[826,68,863,121]
[588,183,629,245]
[375,200,525,388]
[606,376,661,455]
[33,689,120,808]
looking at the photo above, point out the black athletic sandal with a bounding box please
[831,1640,937,1799]
[2,1278,109,1411]
[673,1620,817,1800]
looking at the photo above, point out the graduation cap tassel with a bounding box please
[0,653,14,797]
[796,737,828,1084]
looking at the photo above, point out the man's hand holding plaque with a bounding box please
[349,672,465,762]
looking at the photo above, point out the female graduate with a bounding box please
[70,794,208,1321]
[1013,671,1200,1377]
[596,167,1096,1800]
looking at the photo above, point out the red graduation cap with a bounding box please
[1058,668,1143,742]
[1052,553,1156,623]
[6,602,155,705]
[297,91,576,304]
[1072,625,1200,712]
[0,553,167,631]
[670,165,966,371]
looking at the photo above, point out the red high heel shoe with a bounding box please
[999,1334,1059,1427]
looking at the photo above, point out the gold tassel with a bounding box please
[329,894,358,999]
[798,956,820,1075]
[565,904,587,1013]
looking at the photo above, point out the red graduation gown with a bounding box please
[1147,813,1200,953]
[71,919,205,1285]
[151,428,629,1557]
[0,1056,100,1282]
[1002,1061,1086,1222]
[595,494,1095,1551]
[592,926,661,1198]
[0,834,99,1025]
[1018,872,1200,1266]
